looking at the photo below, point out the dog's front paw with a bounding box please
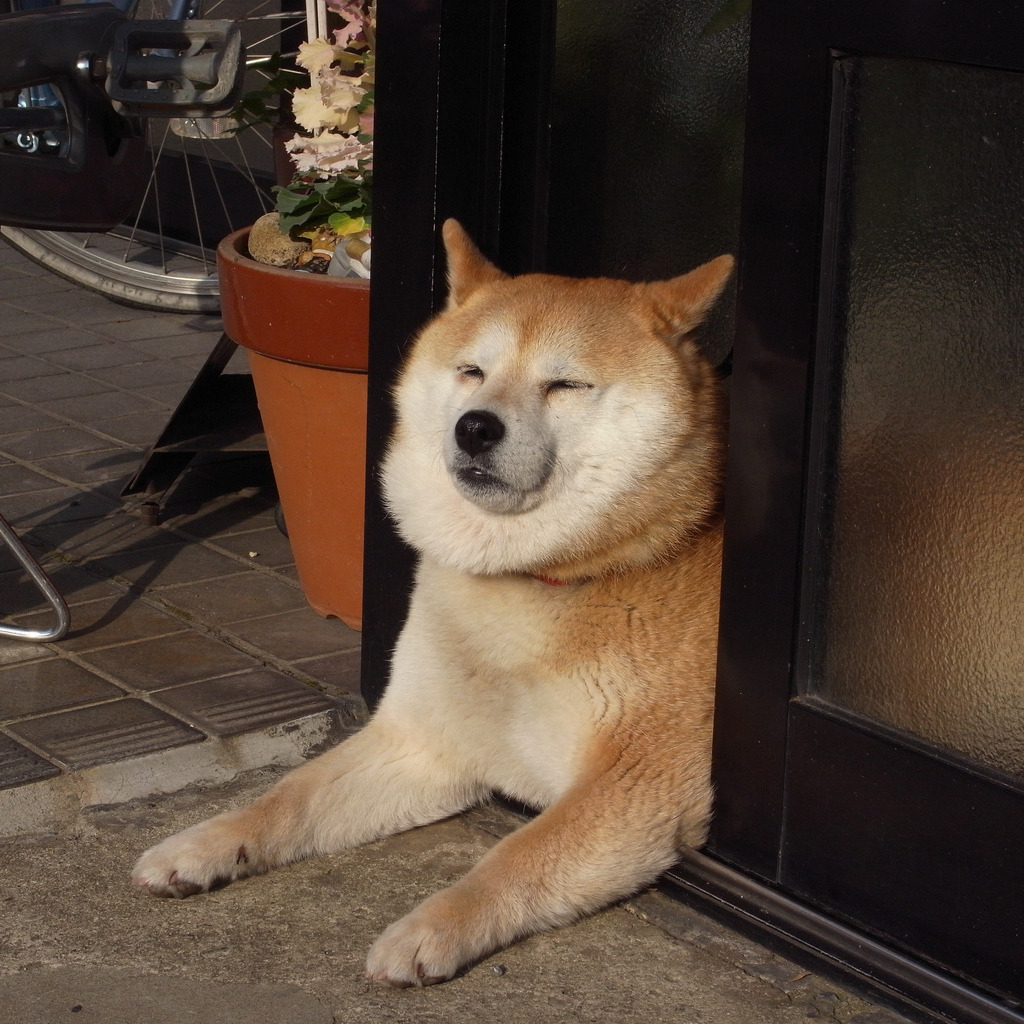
[131,815,255,898]
[366,896,487,987]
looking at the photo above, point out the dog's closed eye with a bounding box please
[545,379,592,394]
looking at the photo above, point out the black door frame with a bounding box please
[360,0,554,706]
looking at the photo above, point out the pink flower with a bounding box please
[326,0,372,47]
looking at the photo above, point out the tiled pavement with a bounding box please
[0,241,365,819]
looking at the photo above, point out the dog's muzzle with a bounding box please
[447,405,554,514]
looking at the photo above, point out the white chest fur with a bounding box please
[379,559,613,808]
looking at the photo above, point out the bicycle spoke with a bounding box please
[197,144,236,253]
[233,134,274,211]
[180,146,209,274]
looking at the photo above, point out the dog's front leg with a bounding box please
[132,715,483,898]
[364,765,686,986]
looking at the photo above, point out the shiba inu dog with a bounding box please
[132,220,734,987]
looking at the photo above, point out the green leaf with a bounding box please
[327,213,367,235]
[273,168,372,236]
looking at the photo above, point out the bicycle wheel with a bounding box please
[0,0,306,312]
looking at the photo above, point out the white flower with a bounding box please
[321,73,365,116]
[285,132,371,175]
[291,87,344,132]
[291,44,367,133]
[296,38,341,74]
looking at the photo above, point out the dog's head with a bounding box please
[382,220,733,578]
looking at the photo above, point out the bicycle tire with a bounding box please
[3,0,304,313]
[0,224,223,312]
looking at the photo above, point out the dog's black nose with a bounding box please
[455,410,505,456]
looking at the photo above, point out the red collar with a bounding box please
[532,574,572,586]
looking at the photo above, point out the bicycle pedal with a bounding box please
[105,20,245,117]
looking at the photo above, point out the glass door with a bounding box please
[705,0,1024,1016]
[803,53,1024,783]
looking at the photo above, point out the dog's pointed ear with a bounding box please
[644,254,735,344]
[442,219,506,309]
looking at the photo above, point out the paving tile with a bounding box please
[4,251,53,276]
[0,248,28,269]
[181,314,225,333]
[39,390,163,423]
[0,274,75,300]
[225,607,359,662]
[134,382,191,409]
[1,487,119,529]
[274,563,301,584]
[85,360,198,390]
[210,526,295,569]
[293,648,363,698]
[32,448,142,487]
[0,245,36,267]
[0,562,120,616]
[78,631,261,691]
[149,669,334,736]
[2,327,110,353]
[0,425,113,461]
[0,266,364,783]
[0,642,56,669]
[0,354,64,382]
[89,411,165,448]
[0,732,60,789]
[89,315,201,343]
[43,297,149,327]
[0,658,124,721]
[0,404,65,436]
[224,347,251,373]
[0,304,65,338]
[0,536,39,578]
[83,541,246,591]
[164,497,280,540]
[41,342,152,371]
[0,370,111,403]
[92,477,142,503]
[0,462,61,495]
[27,513,180,560]
[0,259,48,282]
[128,333,225,360]
[171,354,213,377]
[159,573,309,625]
[6,698,204,769]
[11,594,187,652]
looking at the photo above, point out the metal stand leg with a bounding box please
[0,513,70,642]
[121,334,267,501]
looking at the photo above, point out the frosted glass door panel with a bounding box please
[810,56,1024,778]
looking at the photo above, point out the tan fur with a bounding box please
[132,220,733,987]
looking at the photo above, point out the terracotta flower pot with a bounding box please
[217,227,369,630]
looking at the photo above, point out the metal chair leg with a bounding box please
[0,513,70,642]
